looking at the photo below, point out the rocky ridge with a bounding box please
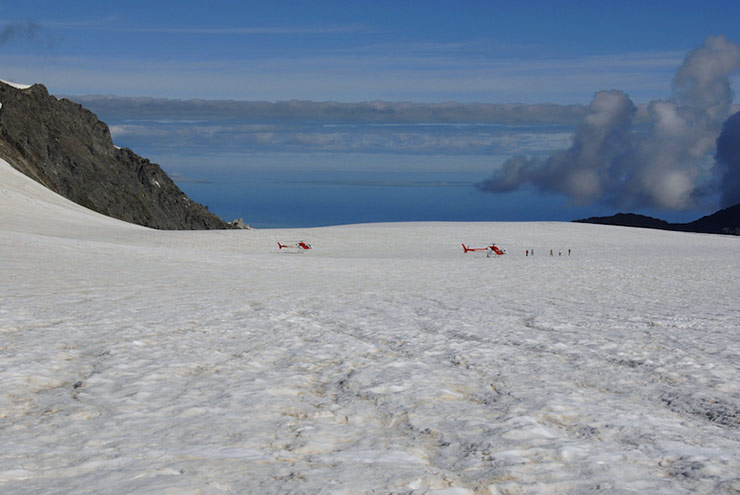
[574,203,740,236]
[0,80,233,230]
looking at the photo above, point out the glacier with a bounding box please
[1,158,739,494]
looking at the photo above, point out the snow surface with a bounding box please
[0,79,32,90]
[1,157,739,494]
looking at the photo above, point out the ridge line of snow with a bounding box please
[0,78,32,90]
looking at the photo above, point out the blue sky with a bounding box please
[2,0,738,103]
[2,1,740,226]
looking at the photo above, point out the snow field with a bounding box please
[1,158,740,494]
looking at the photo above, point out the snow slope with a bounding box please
[0,79,32,90]
[1,157,739,494]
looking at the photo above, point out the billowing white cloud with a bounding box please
[478,35,740,211]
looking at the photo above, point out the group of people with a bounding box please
[525,248,571,256]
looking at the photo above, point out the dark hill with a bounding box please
[574,203,740,236]
[0,81,232,230]
[574,212,672,230]
[679,203,740,235]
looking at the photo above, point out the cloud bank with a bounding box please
[478,35,740,211]
[77,98,583,157]
[106,121,574,157]
[73,97,587,126]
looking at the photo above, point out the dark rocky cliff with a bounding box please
[574,203,740,236]
[0,81,232,230]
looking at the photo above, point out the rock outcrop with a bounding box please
[0,80,232,230]
[574,203,740,236]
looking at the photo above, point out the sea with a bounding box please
[101,116,705,228]
[173,167,606,229]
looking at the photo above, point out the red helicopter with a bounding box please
[277,241,312,250]
[462,243,506,255]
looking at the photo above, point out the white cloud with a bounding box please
[479,35,740,211]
